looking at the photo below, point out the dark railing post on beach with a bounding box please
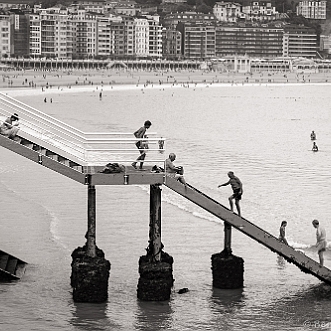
[137,184,174,301]
[70,182,111,303]
[211,222,244,289]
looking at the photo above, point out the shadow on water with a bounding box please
[134,300,173,331]
[210,287,245,311]
[70,302,121,331]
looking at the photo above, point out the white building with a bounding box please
[213,2,242,22]
[296,1,326,20]
[134,17,149,57]
[29,14,41,57]
[242,1,278,21]
[145,15,162,58]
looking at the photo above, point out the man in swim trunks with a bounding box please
[131,120,151,170]
[218,171,243,217]
[165,153,187,187]
[312,219,327,266]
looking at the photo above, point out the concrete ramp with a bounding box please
[164,176,331,286]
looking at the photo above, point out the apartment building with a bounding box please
[163,12,216,28]
[10,13,29,56]
[73,0,106,14]
[213,2,242,23]
[177,22,216,59]
[242,0,278,21]
[29,14,41,56]
[146,14,162,58]
[320,35,331,55]
[296,1,326,20]
[215,24,283,58]
[134,17,149,57]
[162,28,181,59]
[0,14,11,56]
[283,25,317,58]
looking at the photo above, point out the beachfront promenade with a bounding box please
[3,57,331,74]
[0,92,331,302]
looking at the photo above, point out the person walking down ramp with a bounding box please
[131,120,151,170]
[279,221,288,245]
[0,113,20,140]
[218,171,243,217]
[312,219,327,266]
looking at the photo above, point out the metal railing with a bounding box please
[0,92,166,166]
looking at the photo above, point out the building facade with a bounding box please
[213,2,242,23]
[296,1,326,20]
[177,22,216,59]
[0,14,11,57]
[283,25,317,58]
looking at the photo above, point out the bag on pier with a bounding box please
[151,165,164,173]
[99,163,125,174]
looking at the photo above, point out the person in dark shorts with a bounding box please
[131,120,151,170]
[312,219,327,266]
[218,171,243,216]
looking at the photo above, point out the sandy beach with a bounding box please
[1,68,331,95]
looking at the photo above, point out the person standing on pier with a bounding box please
[131,120,151,170]
[218,171,243,217]
[312,219,327,266]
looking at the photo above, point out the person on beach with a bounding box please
[310,130,316,140]
[131,120,151,170]
[0,113,20,139]
[218,171,243,216]
[312,219,327,266]
[312,141,318,152]
[279,221,288,245]
[165,153,187,187]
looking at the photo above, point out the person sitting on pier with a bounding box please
[312,142,318,152]
[312,219,327,266]
[310,130,316,140]
[279,221,288,245]
[0,113,20,140]
[165,153,187,187]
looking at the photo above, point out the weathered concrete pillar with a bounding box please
[211,222,244,289]
[71,184,111,302]
[137,184,174,301]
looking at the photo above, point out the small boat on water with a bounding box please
[0,249,27,280]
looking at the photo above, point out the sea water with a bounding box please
[0,83,330,331]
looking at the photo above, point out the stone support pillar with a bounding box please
[211,222,244,289]
[137,185,174,301]
[71,184,111,302]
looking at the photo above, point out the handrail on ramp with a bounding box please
[164,175,331,286]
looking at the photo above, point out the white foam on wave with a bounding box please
[138,184,221,224]
[48,209,69,251]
